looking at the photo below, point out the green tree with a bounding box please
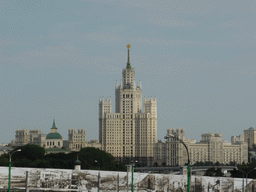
[78,147,126,171]
[44,152,77,169]
[215,168,224,176]
[15,144,45,161]
[0,145,126,171]
[204,167,216,176]
[204,167,224,177]
[12,144,45,167]
[0,153,9,166]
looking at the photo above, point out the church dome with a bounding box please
[46,132,62,139]
[46,119,62,139]
[74,159,81,165]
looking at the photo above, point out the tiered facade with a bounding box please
[99,44,157,165]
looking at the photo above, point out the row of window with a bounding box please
[123,94,133,98]
[47,141,61,146]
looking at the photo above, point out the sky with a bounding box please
[0,0,256,144]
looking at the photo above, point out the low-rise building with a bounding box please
[153,129,248,166]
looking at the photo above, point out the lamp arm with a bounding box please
[176,137,190,163]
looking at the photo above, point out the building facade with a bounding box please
[14,129,46,147]
[244,127,256,149]
[231,134,244,143]
[154,129,248,166]
[99,44,157,165]
[45,120,64,149]
[68,128,87,150]
[67,129,102,151]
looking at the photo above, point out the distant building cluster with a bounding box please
[11,45,251,166]
[154,129,248,166]
[12,120,101,153]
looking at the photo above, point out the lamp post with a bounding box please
[245,167,256,192]
[235,168,245,192]
[117,162,119,192]
[131,160,138,192]
[95,160,100,192]
[8,149,21,192]
[164,134,190,192]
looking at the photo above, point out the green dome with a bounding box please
[46,132,62,139]
[74,159,81,165]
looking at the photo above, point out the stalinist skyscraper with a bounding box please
[99,44,157,165]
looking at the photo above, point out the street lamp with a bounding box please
[95,160,100,192]
[164,134,190,192]
[245,167,256,192]
[8,149,21,192]
[131,160,138,192]
[235,168,245,192]
[117,162,119,192]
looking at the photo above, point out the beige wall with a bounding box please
[153,129,248,166]
[45,139,63,149]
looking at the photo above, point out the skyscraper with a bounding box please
[99,44,157,165]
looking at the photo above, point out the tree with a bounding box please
[204,167,224,177]
[204,167,216,176]
[15,144,45,161]
[0,145,126,171]
[215,168,224,176]
[78,147,126,171]
[12,144,45,167]
[0,153,8,166]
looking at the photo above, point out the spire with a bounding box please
[126,44,131,69]
[51,119,57,129]
[116,80,118,89]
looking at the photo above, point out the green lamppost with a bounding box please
[95,160,100,192]
[235,167,245,192]
[8,149,21,192]
[245,167,256,192]
[131,160,138,192]
[165,134,190,192]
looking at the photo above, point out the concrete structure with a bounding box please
[154,129,248,166]
[244,127,256,149]
[99,44,157,165]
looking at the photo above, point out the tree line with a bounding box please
[0,144,126,171]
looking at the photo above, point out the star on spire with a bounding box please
[126,44,131,69]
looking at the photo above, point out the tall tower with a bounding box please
[99,45,157,165]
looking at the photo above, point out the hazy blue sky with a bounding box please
[1,0,255,144]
